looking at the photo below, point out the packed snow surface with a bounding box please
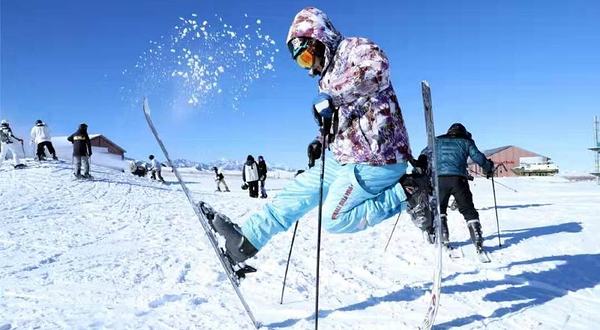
[1,160,599,329]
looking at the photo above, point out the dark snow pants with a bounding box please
[248,181,259,198]
[37,141,56,159]
[150,169,164,182]
[438,176,479,221]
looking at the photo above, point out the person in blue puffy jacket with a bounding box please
[419,123,494,251]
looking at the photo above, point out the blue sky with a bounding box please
[1,0,599,172]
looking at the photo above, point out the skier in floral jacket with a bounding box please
[202,7,425,264]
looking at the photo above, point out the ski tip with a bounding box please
[142,97,151,115]
[421,80,430,88]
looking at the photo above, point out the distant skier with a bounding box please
[242,155,259,198]
[419,123,494,252]
[30,119,57,161]
[0,120,25,169]
[200,7,427,265]
[67,123,92,179]
[148,155,165,183]
[213,166,230,192]
[257,156,268,198]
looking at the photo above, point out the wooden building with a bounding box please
[88,134,126,159]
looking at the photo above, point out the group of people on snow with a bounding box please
[1,119,97,180]
[1,119,60,169]
[241,155,268,198]
[127,155,166,183]
[212,155,268,198]
[201,7,496,267]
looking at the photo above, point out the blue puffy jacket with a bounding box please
[435,136,492,177]
[421,125,493,177]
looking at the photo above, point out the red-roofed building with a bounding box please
[468,145,558,177]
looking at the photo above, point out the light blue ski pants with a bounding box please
[241,157,408,250]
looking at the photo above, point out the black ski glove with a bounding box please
[414,154,428,174]
[307,139,322,168]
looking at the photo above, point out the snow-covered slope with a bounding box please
[1,160,599,329]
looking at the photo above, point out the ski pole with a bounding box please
[280,221,300,304]
[384,213,402,252]
[20,141,26,159]
[314,129,328,330]
[491,175,502,247]
[468,168,518,192]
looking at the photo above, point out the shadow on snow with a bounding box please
[437,253,600,329]
[478,203,553,211]
[265,285,424,328]
[453,222,583,250]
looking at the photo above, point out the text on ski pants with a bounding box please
[241,157,408,250]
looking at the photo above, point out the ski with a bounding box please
[142,98,260,329]
[475,247,492,263]
[444,243,463,259]
[418,81,444,330]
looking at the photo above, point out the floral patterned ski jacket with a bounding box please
[287,7,412,166]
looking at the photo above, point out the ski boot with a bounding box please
[198,202,258,279]
[82,173,94,180]
[400,172,433,233]
[74,173,82,179]
[467,219,484,252]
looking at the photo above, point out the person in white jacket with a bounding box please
[30,120,57,160]
[148,155,165,183]
[0,119,24,168]
[242,155,259,198]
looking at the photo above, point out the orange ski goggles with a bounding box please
[290,38,314,69]
[296,48,314,69]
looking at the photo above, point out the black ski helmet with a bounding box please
[149,155,155,160]
[36,119,43,125]
[447,123,467,137]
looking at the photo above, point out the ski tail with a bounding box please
[142,98,259,328]
[418,81,444,330]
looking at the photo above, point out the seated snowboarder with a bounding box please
[148,155,165,183]
[30,119,57,161]
[419,123,494,252]
[213,166,230,192]
[199,7,429,266]
[128,160,148,177]
[67,123,92,179]
[0,120,25,169]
